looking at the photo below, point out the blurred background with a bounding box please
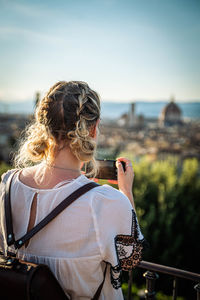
[0,0,200,299]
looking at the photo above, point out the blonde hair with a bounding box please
[14,81,101,176]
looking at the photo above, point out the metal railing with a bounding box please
[127,261,200,300]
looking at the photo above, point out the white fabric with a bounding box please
[0,169,144,300]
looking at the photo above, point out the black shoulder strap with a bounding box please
[92,263,108,300]
[5,170,19,247]
[5,172,106,300]
[5,173,99,249]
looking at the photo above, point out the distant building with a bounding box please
[118,102,144,128]
[159,97,182,126]
[128,103,135,127]
[118,113,129,127]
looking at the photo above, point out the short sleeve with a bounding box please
[91,185,146,289]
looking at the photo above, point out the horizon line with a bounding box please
[1,98,200,104]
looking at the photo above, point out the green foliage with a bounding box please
[118,155,200,298]
[121,282,140,300]
[156,291,184,300]
[122,282,184,300]
[129,157,200,269]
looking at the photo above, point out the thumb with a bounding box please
[116,161,124,174]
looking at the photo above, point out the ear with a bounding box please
[90,119,100,138]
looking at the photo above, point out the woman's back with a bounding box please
[0,169,144,299]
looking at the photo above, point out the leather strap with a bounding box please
[5,170,19,246]
[4,171,107,300]
[92,263,108,300]
[5,173,99,249]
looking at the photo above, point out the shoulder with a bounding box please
[94,184,127,200]
[77,175,133,212]
[91,183,133,213]
[0,169,18,200]
[1,168,18,184]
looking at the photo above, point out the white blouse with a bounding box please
[0,169,145,300]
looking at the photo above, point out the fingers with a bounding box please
[116,160,125,174]
[116,157,133,171]
[117,157,130,163]
[116,158,134,197]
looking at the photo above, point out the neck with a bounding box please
[46,146,82,173]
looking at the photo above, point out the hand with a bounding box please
[116,157,135,209]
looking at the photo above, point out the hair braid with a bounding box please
[67,84,100,175]
[14,81,100,177]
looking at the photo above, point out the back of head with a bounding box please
[15,81,101,176]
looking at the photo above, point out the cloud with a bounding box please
[0,26,64,44]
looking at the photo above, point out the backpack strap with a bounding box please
[4,172,99,249]
[5,170,19,246]
[92,262,108,300]
[5,171,106,300]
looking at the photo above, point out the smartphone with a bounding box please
[96,159,126,180]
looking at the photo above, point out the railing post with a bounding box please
[194,282,200,300]
[143,270,159,300]
[127,270,133,300]
[172,277,178,300]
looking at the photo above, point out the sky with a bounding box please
[0,0,200,102]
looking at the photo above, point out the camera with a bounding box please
[96,159,126,180]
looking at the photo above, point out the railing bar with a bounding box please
[194,283,200,300]
[138,261,200,282]
[143,270,159,300]
[172,277,178,300]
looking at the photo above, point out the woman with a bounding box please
[0,81,145,299]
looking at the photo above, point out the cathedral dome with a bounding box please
[159,97,182,126]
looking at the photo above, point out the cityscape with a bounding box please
[1,96,199,165]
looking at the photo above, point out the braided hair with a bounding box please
[14,81,100,176]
